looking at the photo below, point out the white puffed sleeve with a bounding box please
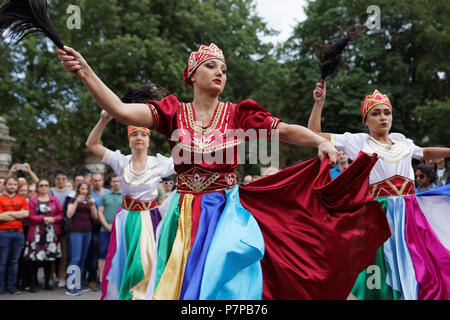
[391,133,424,160]
[156,153,176,178]
[101,149,129,175]
[330,132,368,161]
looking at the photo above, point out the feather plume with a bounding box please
[0,0,63,50]
[317,25,364,84]
[0,0,84,78]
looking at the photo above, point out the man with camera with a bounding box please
[8,163,39,185]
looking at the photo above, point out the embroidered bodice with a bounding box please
[148,95,281,193]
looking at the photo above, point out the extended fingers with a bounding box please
[55,47,66,55]
[62,60,82,71]
[58,54,75,61]
[63,46,81,59]
[63,60,80,67]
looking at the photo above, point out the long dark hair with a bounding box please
[75,180,91,197]
[121,84,162,104]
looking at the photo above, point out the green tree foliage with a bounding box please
[413,99,450,146]
[0,0,277,178]
[278,0,449,166]
[0,0,448,177]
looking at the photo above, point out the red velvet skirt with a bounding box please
[239,151,391,299]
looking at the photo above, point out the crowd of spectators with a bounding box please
[0,163,175,296]
[1,152,448,296]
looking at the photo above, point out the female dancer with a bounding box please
[86,86,175,300]
[308,82,450,299]
[56,43,392,300]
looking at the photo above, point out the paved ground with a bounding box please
[0,269,101,301]
[0,285,101,300]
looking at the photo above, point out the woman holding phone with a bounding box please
[65,181,97,296]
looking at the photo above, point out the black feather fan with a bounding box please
[319,36,351,82]
[317,26,363,84]
[0,0,83,77]
[0,0,63,48]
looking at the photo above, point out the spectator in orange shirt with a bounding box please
[0,177,29,295]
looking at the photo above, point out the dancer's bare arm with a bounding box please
[86,111,112,160]
[278,122,337,166]
[56,47,153,127]
[422,147,450,161]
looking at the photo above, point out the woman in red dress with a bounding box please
[56,43,390,300]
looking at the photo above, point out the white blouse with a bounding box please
[330,132,423,185]
[102,149,176,201]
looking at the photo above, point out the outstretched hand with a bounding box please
[56,46,89,75]
[318,140,338,167]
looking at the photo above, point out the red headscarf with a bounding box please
[127,126,150,139]
[361,89,392,122]
[183,43,226,86]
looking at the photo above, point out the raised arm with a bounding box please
[307,81,331,141]
[86,111,113,160]
[8,163,39,184]
[88,197,98,221]
[56,47,153,127]
[24,163,39,184]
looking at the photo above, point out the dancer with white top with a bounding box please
[308,81,450,299]
[86,86,175,300]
